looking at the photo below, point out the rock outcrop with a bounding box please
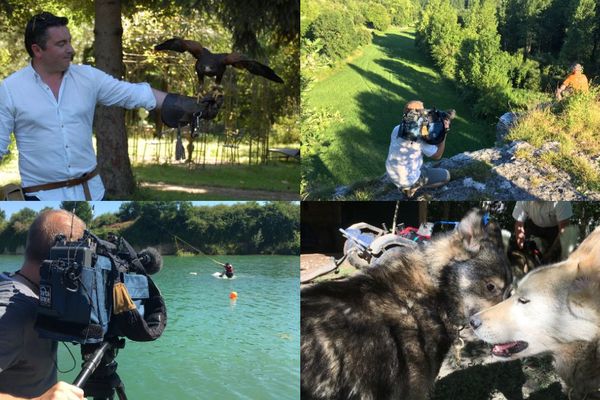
[335,140,600,200]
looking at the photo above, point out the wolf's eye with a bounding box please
[486,283,496,292]
[518,297,530,304]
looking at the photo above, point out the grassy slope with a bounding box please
[306,27,494,189]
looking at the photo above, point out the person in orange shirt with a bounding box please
[556,63,589,100]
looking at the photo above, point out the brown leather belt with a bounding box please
[22,167,99,200]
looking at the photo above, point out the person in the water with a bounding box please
[218,262,234,278]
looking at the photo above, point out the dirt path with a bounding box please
[140,182,299,200]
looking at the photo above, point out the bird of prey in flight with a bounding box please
[154,37,284,89]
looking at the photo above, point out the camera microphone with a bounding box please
[137,247,163,275]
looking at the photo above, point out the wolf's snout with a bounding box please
[469,316,482,330]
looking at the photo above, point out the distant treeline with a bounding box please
[417,0,599,117]
[302,0,417,69]
[0,202,300,256]
[302,0,599,118]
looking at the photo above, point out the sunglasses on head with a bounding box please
[29,12,60,34]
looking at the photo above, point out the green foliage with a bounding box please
[386,0,417,27]
[497,0,600,81]
[417,0,462,78]
[60,202,93,225]
[356,27,374,48]
[504,87,551,110]
[417,0,599,118]
[456,0,510,95]
[119,201,300,255]
[122,7,298,146]
[300,104,344,196]
[307,10,361,61]
[0,202,300,256]
[508,86,600,192]
[91,213,119,229]
[365,3,391,31]
[187,0,299,54]
[455,24,514,117]
[560,0,597,69]
[0,134,16,167]
[0,207,36,254]
[456,35,510,91]
[507,53,541,90]
[9,208,37,226]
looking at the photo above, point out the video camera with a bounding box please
[35,230,166,344]
[34,230,167,398]
[399,108,456,145]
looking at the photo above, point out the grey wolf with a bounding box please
[301,209,512,400]
[471,226,600,399]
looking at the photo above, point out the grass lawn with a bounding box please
[131,162,299,200]
[304,27,495,192]
[0,137,300,199]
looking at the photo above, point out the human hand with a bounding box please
[442,109,455,129]
[34,382,85,400]
[515,228,525,250]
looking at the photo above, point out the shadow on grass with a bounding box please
[306,29,495,195]
[129,162,300,200]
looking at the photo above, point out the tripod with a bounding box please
[73,337,128,400]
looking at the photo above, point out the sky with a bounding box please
[0,201,257,219]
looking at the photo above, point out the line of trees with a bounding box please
[416,0,600,117]
[301,0,417,70]
[0,202,300,256]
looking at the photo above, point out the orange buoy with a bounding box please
[229,291,238,300]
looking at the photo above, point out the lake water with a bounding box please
[0,255,300,399]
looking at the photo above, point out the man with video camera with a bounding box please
[385,100,455,198]
[0,11,218,201]
[0,210,86,400]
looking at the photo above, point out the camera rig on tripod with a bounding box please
[34,231,167,400]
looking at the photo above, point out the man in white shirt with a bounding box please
[0,12,205,200]
[512,201,577,262]
[385,100,451,198]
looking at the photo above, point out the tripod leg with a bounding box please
[115,383,128,400]
[74,342,111,388]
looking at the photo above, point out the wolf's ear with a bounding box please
[570,263,600,294]
[457,209,486,253]
[568,264,600,334]
[568,226,600,271]
[485,220,504,249]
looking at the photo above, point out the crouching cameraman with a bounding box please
[386,100,455,198]
[0,210,86,400]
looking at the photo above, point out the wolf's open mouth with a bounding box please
[491,341,528,357]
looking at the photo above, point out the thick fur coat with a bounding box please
[301,210,512,400]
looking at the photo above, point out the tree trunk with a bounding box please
[94,0,135,198]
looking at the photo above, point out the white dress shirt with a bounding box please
[512,201,573,227]
[0,63,156,200]
[385,124,438,188]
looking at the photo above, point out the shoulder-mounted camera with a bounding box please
[35,230,166,344]
[399,108,456,145]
